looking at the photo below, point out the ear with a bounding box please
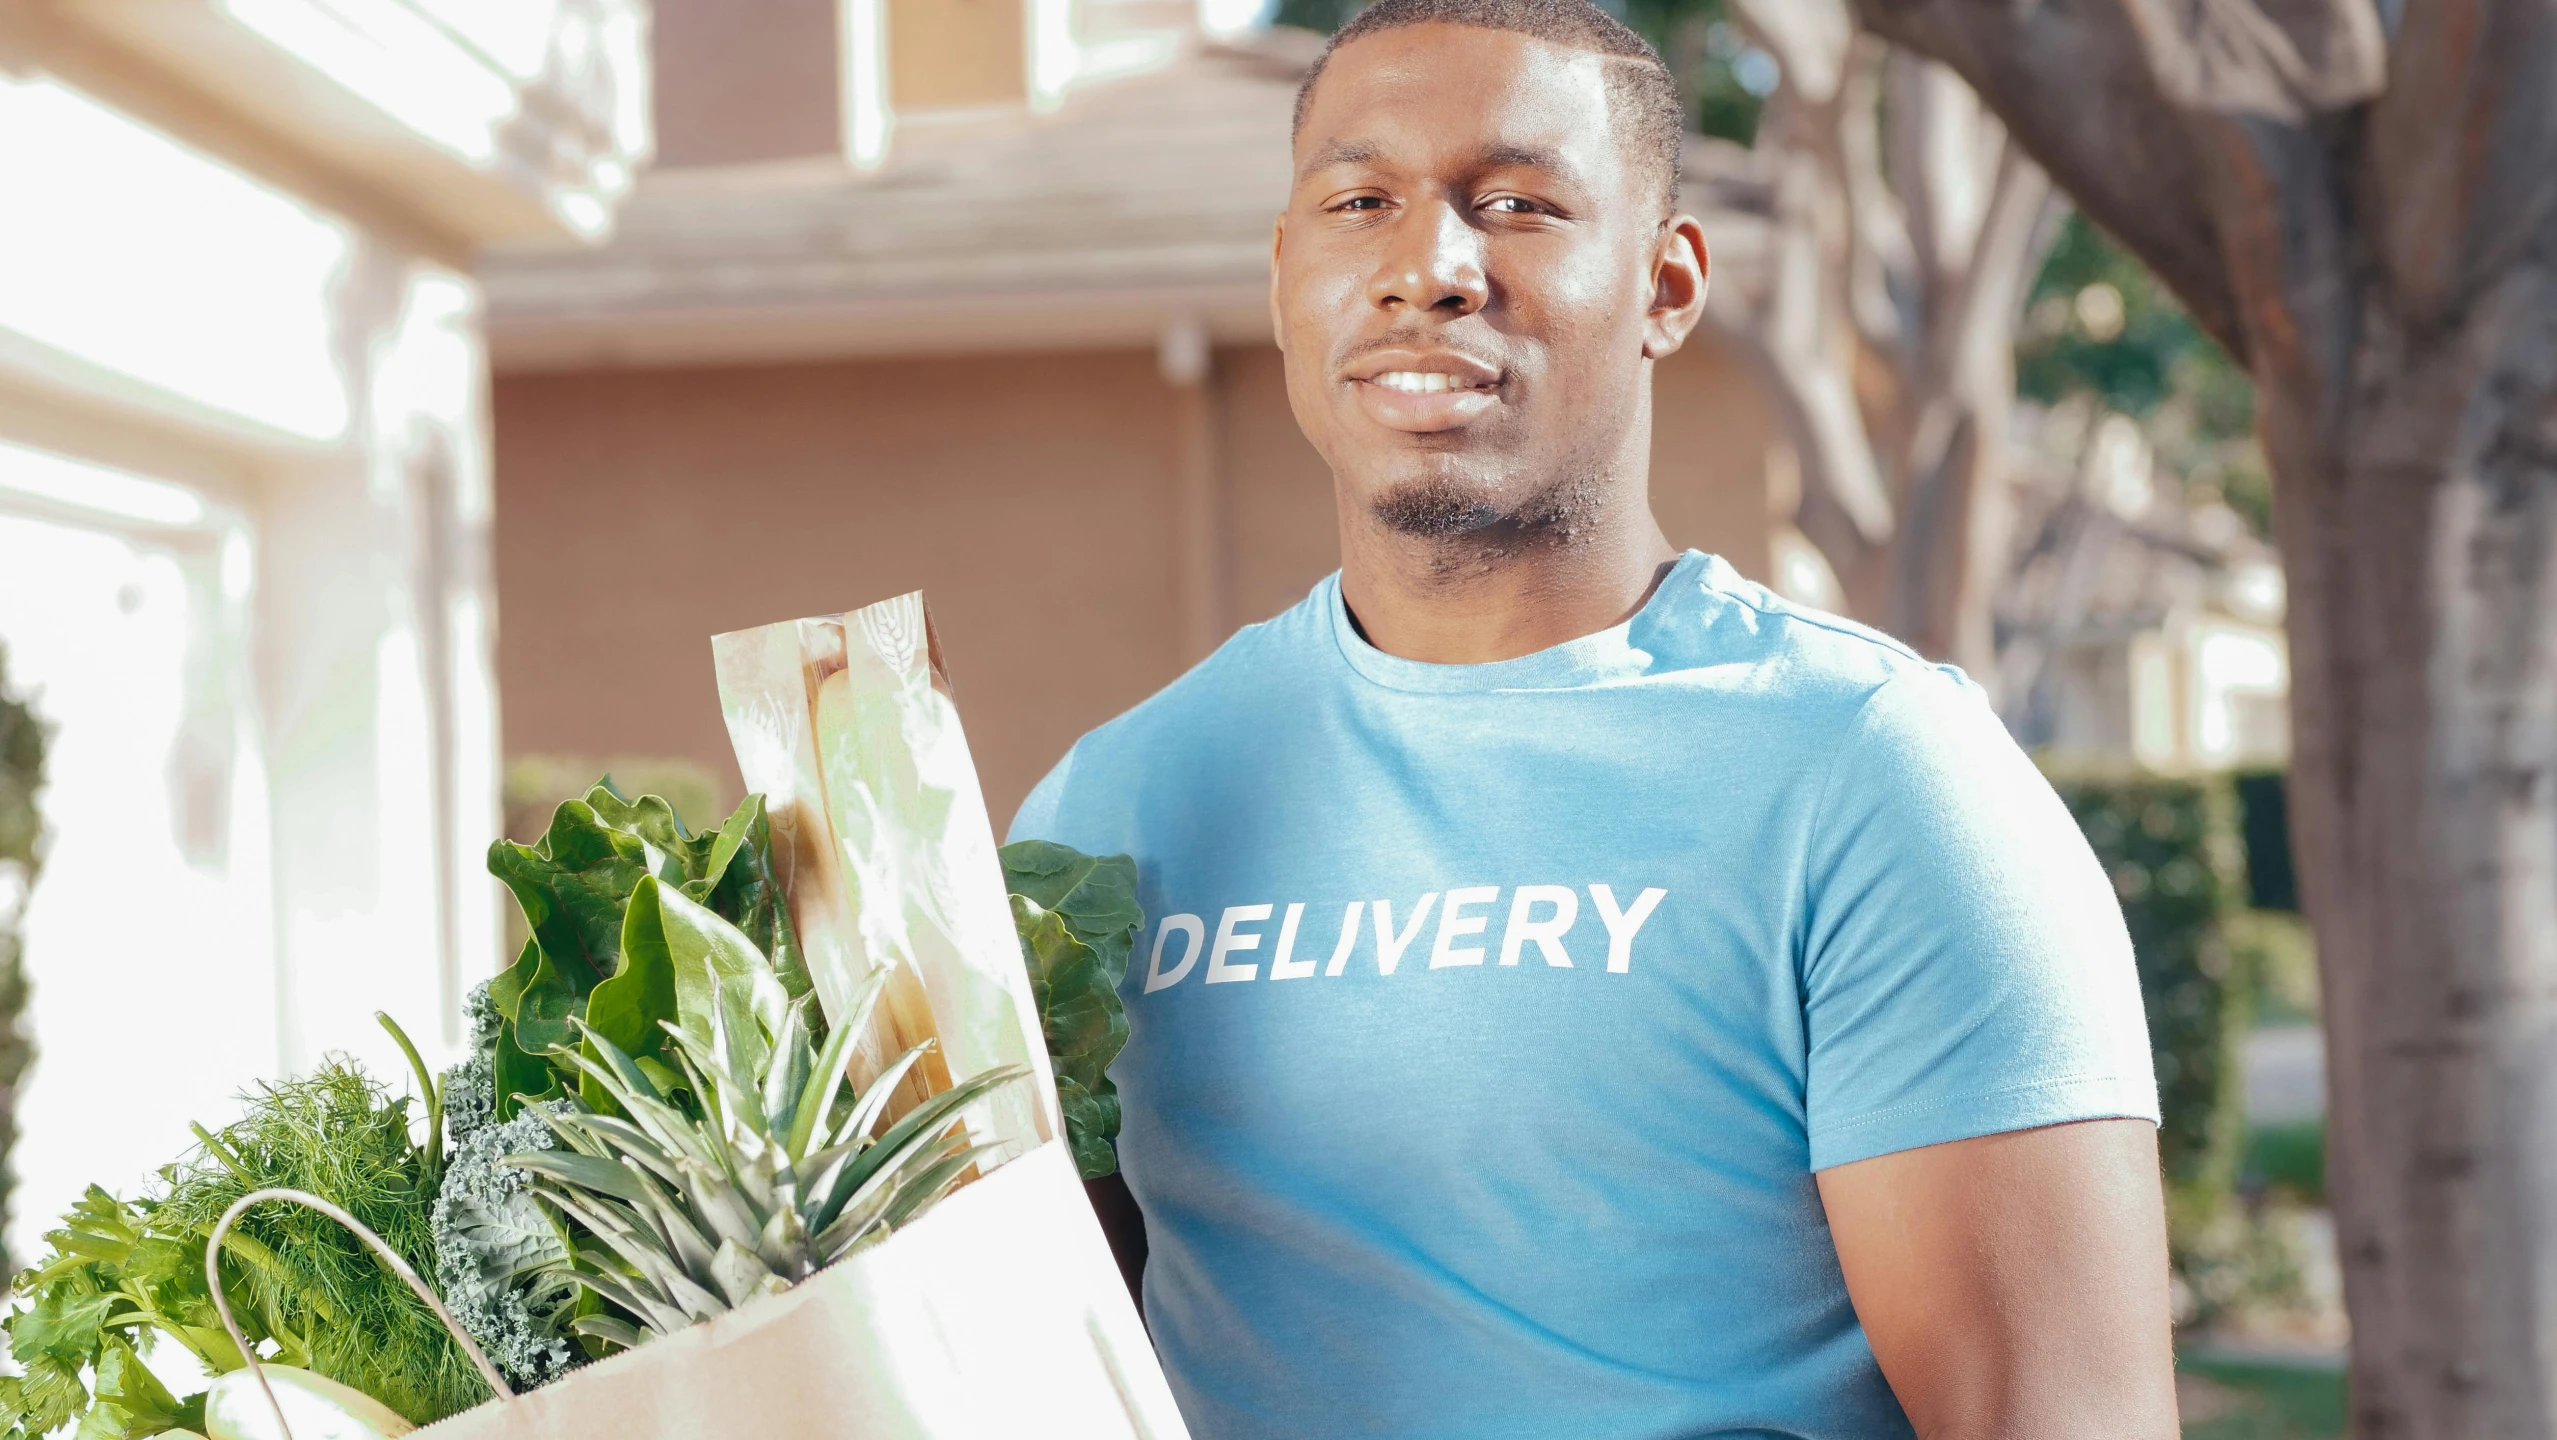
[1268,214,1289,349]
[1642,214,1710,360]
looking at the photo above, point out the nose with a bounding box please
[1366,198,1488,318]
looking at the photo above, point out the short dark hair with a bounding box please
[1291,0,1685,218]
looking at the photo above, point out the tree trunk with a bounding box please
[2272,262,2557,1438]
[1844,1,2557,1425]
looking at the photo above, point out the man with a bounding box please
[1011,2,2177,1435]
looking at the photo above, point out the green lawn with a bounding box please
[2180,1355,2346,1439]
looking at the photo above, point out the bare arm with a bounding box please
[1085,1173,1148,1311]
[1816,1117,2178,1439]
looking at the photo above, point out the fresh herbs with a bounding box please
[0,1060,486,1440]
[154,1066,487,1426]
[2,1187,216,1439]
[999,843,1140,1179]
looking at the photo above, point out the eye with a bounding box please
[1332,195,1389,212]
[1481,195,1546,215]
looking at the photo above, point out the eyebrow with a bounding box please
[1296,140,1382,180]
[1294,139,1583,184]
[1477,142,1571,174]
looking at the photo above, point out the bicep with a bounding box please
[1815,1118,2178,1440]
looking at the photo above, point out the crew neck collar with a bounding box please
[1325,551,1706,694]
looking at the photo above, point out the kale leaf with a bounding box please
[1000,843,1141,1180]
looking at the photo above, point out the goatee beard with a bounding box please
[1369,471,1609,572]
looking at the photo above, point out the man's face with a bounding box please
[1274,23,1698,542]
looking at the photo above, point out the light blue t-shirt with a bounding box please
[1010,552,2157,1440]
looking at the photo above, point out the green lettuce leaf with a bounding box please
[1001,841,1140,1178]
[1007,884,1134,1180]
[484,784,811,1120]
[1000,841,1141,989]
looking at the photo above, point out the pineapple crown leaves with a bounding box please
[505,969,1027,1347]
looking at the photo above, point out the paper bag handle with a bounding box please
[207,1187,517,1440]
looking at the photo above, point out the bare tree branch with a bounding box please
[1836,40,1917,357]
[2117,0,2386,117]
[2366,0,2557,320]
[1853,0,2245,359]
[1727,0,1857,103]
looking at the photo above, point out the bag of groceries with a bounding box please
[210,1141,1169,1440]
[0,590,1185,1440]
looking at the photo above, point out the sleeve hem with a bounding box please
[1808,1073,2162,1172]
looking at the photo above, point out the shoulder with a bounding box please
[1648,553,1982,729]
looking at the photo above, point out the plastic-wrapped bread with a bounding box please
[710,594,1056,1156]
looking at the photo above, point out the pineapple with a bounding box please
[510,969,1027,1350]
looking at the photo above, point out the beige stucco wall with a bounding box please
[650,0,840,167]
[492,336,1774,831]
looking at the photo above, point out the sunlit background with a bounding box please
[0,1,2361,1433]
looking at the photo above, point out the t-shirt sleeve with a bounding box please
[1799,666,2158,1172]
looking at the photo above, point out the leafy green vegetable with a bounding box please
[1000,841,1143,978]
[999,842,1140,1180]
[478,782,812,1123]
[2,1061,486,1439]
[431,780,820,1390]
[431,1101,580,1389]
[152,1065,489,1426]
[0,1185,230,1440]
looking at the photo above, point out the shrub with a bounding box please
[2044,768,2274,1323]
[2046,771,2252,1195]
[0,647,43,1280]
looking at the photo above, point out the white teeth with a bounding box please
[1375,371,1459,393]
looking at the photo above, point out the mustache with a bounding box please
[1331,332,1505,373]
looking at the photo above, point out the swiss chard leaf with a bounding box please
[488,799,652,994]
[1053,1077,1123,1184]
[999,841,1141,989]
[582,881,684,1112]
[494,1016,561,1124]
[624,878,788,1089]
[1009,894,1130,1179]
[695,797,812,1009]
[486,785,818,1124]
[513,945,586,1060]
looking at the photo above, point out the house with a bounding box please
[1999,406,2291,775]
[480,0,1792,831]
[0,0,646,1256]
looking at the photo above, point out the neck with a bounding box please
[1336,483,1679,665]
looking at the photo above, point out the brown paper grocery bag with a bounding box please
[413,1143,1186,1440]
[710,594,1056,1154]
[210,595,1186,1440]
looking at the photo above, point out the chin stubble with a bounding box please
[1369,467,1612,576]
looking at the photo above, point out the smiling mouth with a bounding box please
[1363,370,1498,394]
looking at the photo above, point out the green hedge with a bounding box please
[2048,771,2252,1194]
[0,647,44,1280]
[2044,768,2278,1323]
